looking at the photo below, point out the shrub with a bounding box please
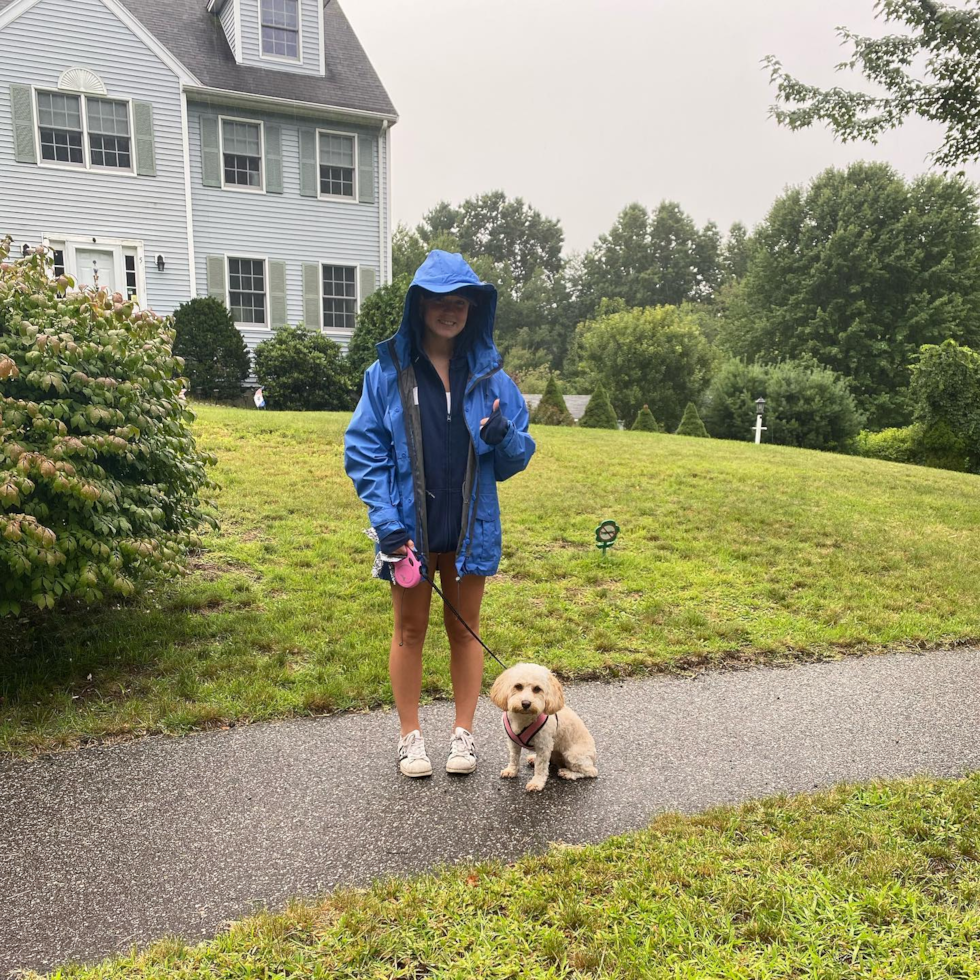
[253,325,353,411]
[909,339,980,470]
[346,273,411,381]
[631,405,660,432]
[578,381,619,429]
[568,304,715,430]
[530,374,573,426]
[675,402,710,437]
[856,421,970,472]
[703,357,863,452]
[171,296,250,400]
[0,237,216,616]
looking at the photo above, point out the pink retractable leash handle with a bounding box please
[392,549,422,588]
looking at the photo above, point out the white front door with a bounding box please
[72,247,120,293]
[45,235,145,303]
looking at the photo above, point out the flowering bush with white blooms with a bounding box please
[0,236,216,616]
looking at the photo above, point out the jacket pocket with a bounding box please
[473,493,501,564]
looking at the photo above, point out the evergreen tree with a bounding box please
[675,402,710,437]
[530,375,574,426]
[632,404,660,432]
[578,381,619,429]
[172,296,250,400]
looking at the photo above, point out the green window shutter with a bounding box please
[10,84,37,165]
[207,255,227,302]
[299,129,317,198]
[265,124,283,194]
[269,260,287,328]
[302,263,321,329]
[133,102,156,177]
[358,135,375,204]
[200,116,221,187]
[359,267,376,306]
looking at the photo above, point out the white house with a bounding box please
[0,0,397,355]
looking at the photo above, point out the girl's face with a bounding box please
[421,293,471,344]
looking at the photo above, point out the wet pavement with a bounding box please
[2,645,979,973]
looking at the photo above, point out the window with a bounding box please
[318,132,355,199]
[261,0,299,59]
[37,92,83,165]
[229,258,266,324]
[222,119,262,189]
[87,98,131,170]
[125,255,138,300]
[322,265,356,330]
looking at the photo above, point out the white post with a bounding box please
[754,415,767,444]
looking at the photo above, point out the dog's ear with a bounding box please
[489,670,511,710]
[544,673,565,714]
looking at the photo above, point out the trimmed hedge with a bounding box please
[0,238,216,616]
[578,381,619,429]
[253,325,353,411]
[631,405,660,432]
[675,402,709,437]
[856,421,970,472]
[172,296,250,400]
[530,374,574,426]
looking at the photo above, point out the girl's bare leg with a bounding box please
[389,570,434,737]
[436,552,486,733]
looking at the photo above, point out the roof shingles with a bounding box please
[0,0,396,118]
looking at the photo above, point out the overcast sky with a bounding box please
[340,0,980,254]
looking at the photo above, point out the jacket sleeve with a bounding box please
[492,372,536,482]
[344,364,407,542]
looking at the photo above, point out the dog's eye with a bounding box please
[514,684,523,692]
[532,686,541,693]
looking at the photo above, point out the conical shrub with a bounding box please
[530,375,574,426]
[631,404,660,432]
[579,381,619,429]
[675,401,709,437]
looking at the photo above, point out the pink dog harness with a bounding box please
[503,712,554,747]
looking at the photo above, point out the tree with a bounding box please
[703,357,864,452]
[675,403,710,438]
[631,404,661,432]
[171,297,250,400]
[253,326,353,411]
[766,0,980,169]
[568,304,716,431]
[418,191,564,289]
[530,375,574,426]
[717,163,980,430]
[578,381,619,429]
[721,221,752,282]
[0,239,215,616]
[575,202,733,318]
[392,224,428,280]
[347,274,411,380]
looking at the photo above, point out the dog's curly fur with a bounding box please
[489,663,598,792]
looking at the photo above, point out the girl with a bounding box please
[344,250,536,777]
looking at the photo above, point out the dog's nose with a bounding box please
[521,699,531,711]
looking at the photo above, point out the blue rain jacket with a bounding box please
[344,251,536,579]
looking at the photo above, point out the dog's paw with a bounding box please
[525,780,546,792]
[500,766,518,778]
[558,768,584,781]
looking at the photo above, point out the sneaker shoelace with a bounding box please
[449,730,476,759]
[400,732,428,761]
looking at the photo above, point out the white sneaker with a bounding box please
[397,730,432,778]
[446,727,477,774]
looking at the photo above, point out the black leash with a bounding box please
[424,571,508,669]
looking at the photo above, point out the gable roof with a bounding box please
[0,0,397,119]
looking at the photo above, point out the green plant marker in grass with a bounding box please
[595,520,620,559]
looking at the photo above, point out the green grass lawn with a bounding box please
[42,774,980,979]
[3,405,980,754]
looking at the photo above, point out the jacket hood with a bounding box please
[378,250,500,377]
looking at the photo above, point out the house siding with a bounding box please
[188,99,382,355]
[219,0,240,62]
[239,0,323,77]
[0,0,192,315]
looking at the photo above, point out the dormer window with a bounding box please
[260,0,300,61]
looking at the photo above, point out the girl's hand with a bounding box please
[480,399,501,428]
[396,539,415,556]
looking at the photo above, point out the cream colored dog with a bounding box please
[489,663,598,792]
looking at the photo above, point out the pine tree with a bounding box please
[530,374,574,426]
[578,381,619,429]
[632,404,660,432]
[675,402,709,437]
